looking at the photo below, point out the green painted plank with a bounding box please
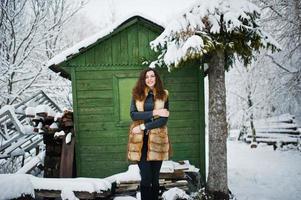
[168,119,199,128]
[111,33,121,65]
[79,136,128,146]
[127,24,139,64]
[76,71,113,80]
[77,129,128,138]
[77,98,113,108]
[71,68,81,176]
[198,66,206,182]
[164,76,198,84]
[79,164,128,177]
[170,101,199,111]
[103,39,112,64]
[169,92,198,101]
[148,29,159,60]
[94,43,105,64]
[69,53,85,65]
[78,122,122,131]
[79,152,128,161]
[79,145,127,153]
[120,28,129,65]
[169,134,200,143]
[76,79,112,91]
[167,83,199,92]
[169,111,199,120]
[171,142,200,151]
[77,114,115,123]
[168,128,200,136]
[77,107,114,115]
[77,90,113,99]
[138,24,149,62]
[85,48,95,65]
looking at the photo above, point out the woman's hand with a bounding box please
[132,125,142,134]
[153,109,169,117]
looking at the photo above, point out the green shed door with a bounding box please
[114,74,137,126]
[117,78,136,122]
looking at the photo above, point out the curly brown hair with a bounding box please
[132,68,166,101]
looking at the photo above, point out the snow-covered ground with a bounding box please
[1,135,300,200]
[228,140,301,200]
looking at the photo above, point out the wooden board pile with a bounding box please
[245,113,301,147]
[27,109,74,178]
[113,161,201,197]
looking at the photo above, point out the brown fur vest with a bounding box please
[127,89,170,161]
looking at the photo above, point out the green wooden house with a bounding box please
[48,15,206,180]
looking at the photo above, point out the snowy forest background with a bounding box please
[1,0,300,129]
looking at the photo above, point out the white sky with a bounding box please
[79,0,197,27]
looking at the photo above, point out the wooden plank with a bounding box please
[77,90,113,99]
[77,129,127,138]
[79,136,128,146]
[79,152,128,161]
[77,98,113,108]
[148,29,160,60]
[76,70,113,80]
[60,134,75,178]
[169,134,200,143]
[77,107,114,115]
[127,24,139,64]
[104,39,113,64]
[70,53,86,65]
[168,92,198,101]
[78,121,119,131]
[78,114,115,123]
[168,128,200,136]
[71,68,82,176]
[111,32,121,65]
[85,48,95,65]
[78,145,128,153]
[171,142,200,151]
[35,189,110,199]
[120,28,129,65]
[170,101,199,111]
[167,83,198,92]
[168,119,199,128]
[169,111,199,120]
[78,162,128,177]
[138,23,149,61]
[76,79,112,91]
[165,76,198,84]
[198,66,206,183]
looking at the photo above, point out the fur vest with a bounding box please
[127,89,170,161]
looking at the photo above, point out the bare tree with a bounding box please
[254,0,301,116]
[0,0,84,108]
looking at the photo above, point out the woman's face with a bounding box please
[145,70,156,89]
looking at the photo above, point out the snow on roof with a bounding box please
[46,13,165,68]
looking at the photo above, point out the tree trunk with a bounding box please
[247,91,256,143]
[207,50,229,199]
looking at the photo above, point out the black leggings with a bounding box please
[138,135,162,188]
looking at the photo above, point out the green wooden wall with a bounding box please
[67,18,205,179]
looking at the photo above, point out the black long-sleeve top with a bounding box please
[130,90,169,130]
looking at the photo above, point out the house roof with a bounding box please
[47,14,165,79]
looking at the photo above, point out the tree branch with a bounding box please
[265,54,292,73]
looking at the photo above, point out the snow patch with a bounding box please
[0,174,35,199]
[162,187,190,200]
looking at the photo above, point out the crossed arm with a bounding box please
[130,98,169,133]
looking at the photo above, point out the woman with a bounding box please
[128,68,170,200]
